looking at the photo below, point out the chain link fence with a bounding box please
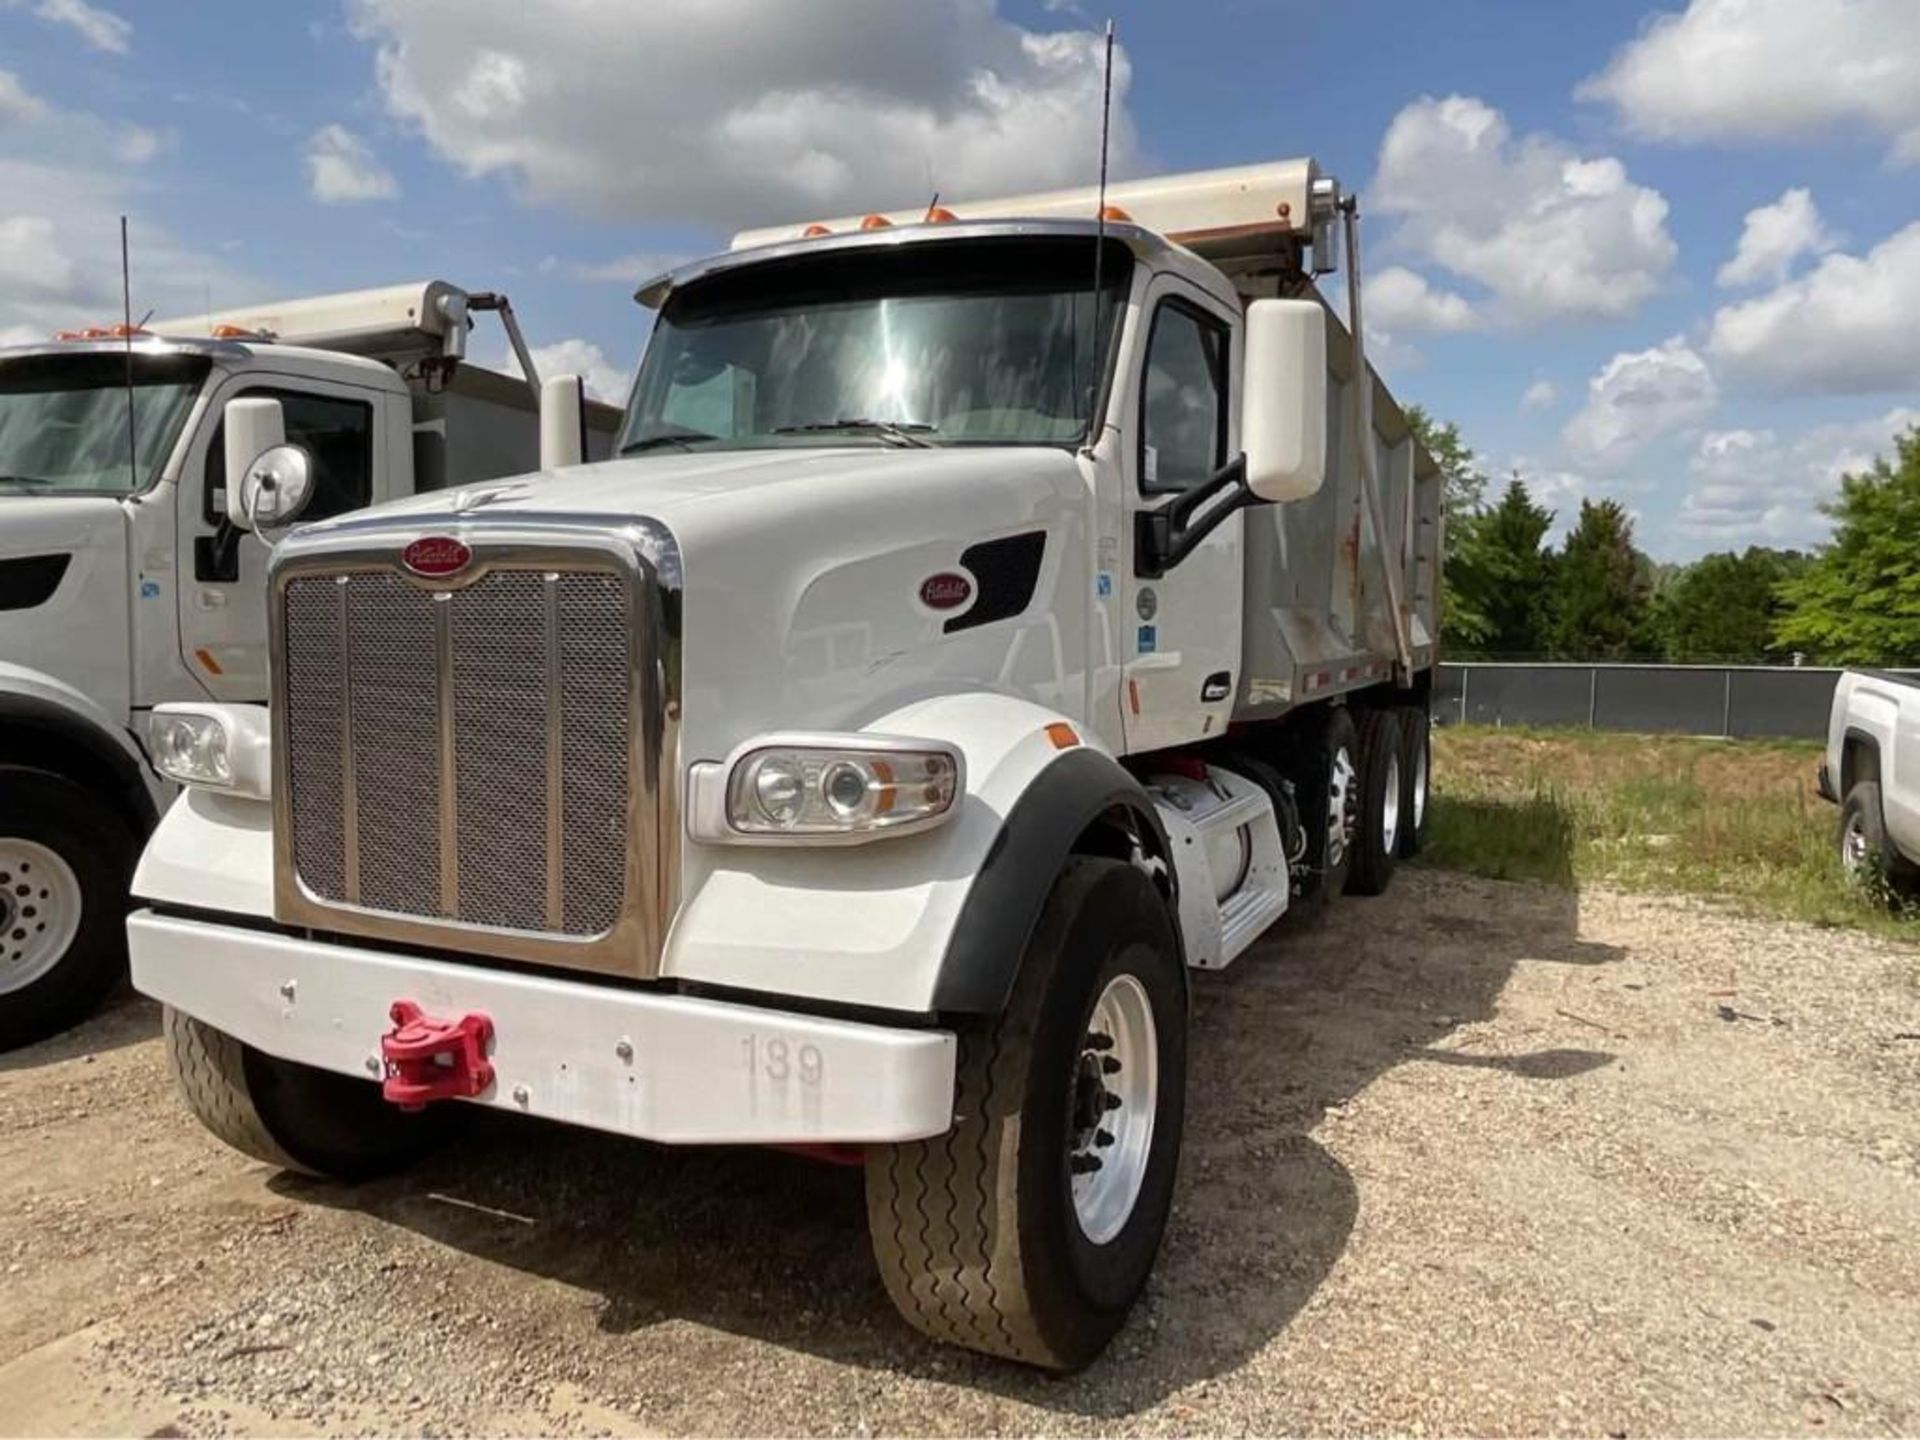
[1433,662,1912,740]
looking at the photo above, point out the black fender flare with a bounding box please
[0,691,159,833]
[932,746,1179,1014]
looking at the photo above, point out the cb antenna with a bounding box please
[120,215,138,493]
[1083,18,1115,453]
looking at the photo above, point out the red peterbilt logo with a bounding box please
[402,536,472,578]
[919,572,973,611]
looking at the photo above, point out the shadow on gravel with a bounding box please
[280,872,1621,1419]
[0,989,158,1072]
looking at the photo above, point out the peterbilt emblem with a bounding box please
[402,536,472,578]
[919,572,973,611]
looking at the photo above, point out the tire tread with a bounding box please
[163,1006,315,1175]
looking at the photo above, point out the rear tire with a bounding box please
[1396,704,1432,859]
[1271,708,1360,918]
[865,856,1186,1371]
[0,767,138,1052]
[1346,708,1403,897]
[165,1007,456,1180]
[1839,781,1919,903]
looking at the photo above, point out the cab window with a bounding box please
[1138,301,1227,493]
[204,389,374,524]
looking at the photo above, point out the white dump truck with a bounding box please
[129,161,1440,1369]
[0,283,619,1048]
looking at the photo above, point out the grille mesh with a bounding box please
[281,562,634,938]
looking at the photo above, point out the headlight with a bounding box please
[147,704,271,797]
[689,736,964,844]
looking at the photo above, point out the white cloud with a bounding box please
[0,69,47,125]
[1371,94,1676,324]
[491,337,631,406]
[1581,0,1920,166]
[112,124,162,165]
[1707,220,1920,393]
[0,159,256,336]
[542,251,688,285]
[1677,408,1920,546]
[305,124,399,204]
[1522,380,1558,411]
[31,0,130,53]
[1366,265,1477,333]
[350,0,1137,228]
[1563,336,1717,469]
[1716,187,1831,288]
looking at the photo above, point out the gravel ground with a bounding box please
[2,869,1917,1436]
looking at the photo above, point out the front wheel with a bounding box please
[0,767,139,1052]
[1839,781,1918,903]
[866,856,1186,1371]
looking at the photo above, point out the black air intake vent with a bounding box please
[0,554,70,612]
[946,531,1045,634]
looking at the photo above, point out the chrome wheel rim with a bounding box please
[0,839,82,995]
[1070,972,1158,1246]
[1841,812,1871,878]
[1380,750,1402,855]
[1327,745,1358,868]
[1412,735,1429,832]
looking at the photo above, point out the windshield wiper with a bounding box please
[620,426,718,455]
[772,419,936,448]
[0,475,57,488]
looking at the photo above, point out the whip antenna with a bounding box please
[1084,18,1115,450]
[120,215,137,493]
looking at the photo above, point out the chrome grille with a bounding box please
[280,560,635,941]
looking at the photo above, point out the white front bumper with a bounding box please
[129,911,957,1145]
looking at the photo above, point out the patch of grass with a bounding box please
[1423,725,1915,935]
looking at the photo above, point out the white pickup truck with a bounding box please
[0,284,618,1048]
[1822,669,1920,896]
[129,160,1440,1370]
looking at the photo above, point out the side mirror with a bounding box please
[1242,299,1326,503]
[222,398,286,533]
[540,373,586,470]
[237,445,315,535]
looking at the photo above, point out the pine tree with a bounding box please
[1544,499,1652,660]
[1448,476,1556,656]
[1775,428,1920,665]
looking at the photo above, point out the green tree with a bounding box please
[1405,404,1487,526]
[1775,428,1920,664]
[1447,475,1556,656]
[1655,547,1808,662]
[1544,498,1653,659]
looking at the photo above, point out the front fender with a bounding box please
[0,660,164,822]
[662,693,1168,1015]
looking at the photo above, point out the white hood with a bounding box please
[0,494,132,719]
[294,446,1096,759]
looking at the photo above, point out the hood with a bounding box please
[0,493,132,718]
[293,445,1096,757]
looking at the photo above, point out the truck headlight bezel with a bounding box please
[147,703,272,798]
[687,733,965,845]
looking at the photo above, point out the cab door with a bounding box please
[176,375,389,700]
[1120,277,1243,752]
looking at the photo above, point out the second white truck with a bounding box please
[128,161,1440,1369]
[1821,669,1920,898]
[0,283,619,1047]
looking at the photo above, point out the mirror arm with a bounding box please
[1135,453,1255,580]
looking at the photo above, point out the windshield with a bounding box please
[621,236,1133,453]
[0,351,211,496]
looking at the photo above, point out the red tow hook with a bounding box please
[380,1001,495,1110]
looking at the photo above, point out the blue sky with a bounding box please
[1,0,1915,559]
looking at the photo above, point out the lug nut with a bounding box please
[1095,1128,1116,1147]
[1101,1056,1122,1074]
[1070,1154,1103,1174]
[1085,1032,1114,1052]
[1103,1092,1122,1111]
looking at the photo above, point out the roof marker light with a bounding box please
[925,205,959,223]
[859,213,893,230]
[801,223,832,238]
[1099,204,1133,222]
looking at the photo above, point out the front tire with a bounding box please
[865,856,1186,1371]
[165,1007,456,1180]
[0,767,139,1052]
[1839,781,1918,902]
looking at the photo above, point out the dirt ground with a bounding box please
[2,869,1917,1437]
